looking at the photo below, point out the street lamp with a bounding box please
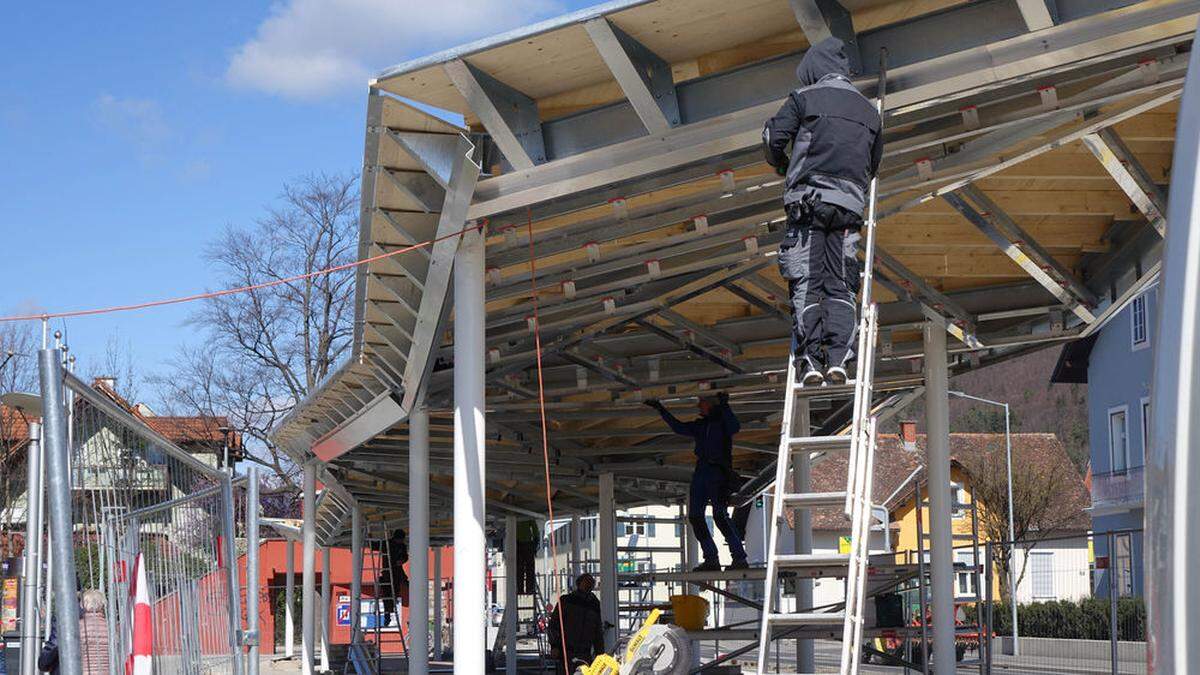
[948,389,1020,655]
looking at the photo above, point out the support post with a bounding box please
[320,547,331,672]
[598,473,618,650]
[504,515,518,675]
[302,463,317,675]
[221,474,245,675]
[20,423,41,675]
[247,466,261,675]
[285,540,296,658]
[571,514,582,579]
[453,224,487,675]
[791,399,814,672]
[1109,531,1119,675]
[922,316,957,674]
[410,404,431,675]
[38,348,81,675]
[350,507,363,644]
[433,547,444,660]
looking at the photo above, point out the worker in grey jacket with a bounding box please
[762,37,883,386]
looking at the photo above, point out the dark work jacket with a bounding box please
[548,591,605,656]
[762,37,883,217]
[656,404,740,469]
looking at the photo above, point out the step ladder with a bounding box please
[493,573,553,672]
[755,55,888,675]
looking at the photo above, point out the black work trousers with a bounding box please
[777,200,863,372]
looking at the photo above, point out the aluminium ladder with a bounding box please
[755,55,888,675]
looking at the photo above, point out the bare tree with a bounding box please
[87,330,142,403]
[958,438,1082,598]
[155,173,359,506]
[0,319,38,552]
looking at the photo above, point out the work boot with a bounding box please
[692,559,722,572]
[826,365,848,385]
[726,557,750,571]
[800,368,824,387]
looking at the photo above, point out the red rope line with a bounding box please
[0,223,479,323]
[527,206,574,666]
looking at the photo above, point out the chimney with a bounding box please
[900,421,918,451]
[95,376,117,391]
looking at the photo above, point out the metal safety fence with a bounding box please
[33,347,246,675]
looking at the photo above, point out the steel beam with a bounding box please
[409,403,430,675]
[598,473,619,650]
[1015,0,1057,31]
[443,59,545,169]
[944,186,1097,322]
[584,17,680,134]
[1082,127,1169,236]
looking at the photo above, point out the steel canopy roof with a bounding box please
[273,0,1195,544]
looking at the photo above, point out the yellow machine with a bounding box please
[579,608,691,675]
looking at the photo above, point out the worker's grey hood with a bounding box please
[796,37,851,87]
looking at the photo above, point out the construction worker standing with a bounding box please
[644,392,748,571]
[762,37,883,386]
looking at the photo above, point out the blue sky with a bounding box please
[0,0,592,397]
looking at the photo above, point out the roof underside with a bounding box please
[273,0,1193,545]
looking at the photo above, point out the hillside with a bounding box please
[885,345,1090,473]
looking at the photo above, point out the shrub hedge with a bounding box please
[966,597,1145,641]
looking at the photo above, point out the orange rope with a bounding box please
[0,224,479,323]
[527,206,574,667]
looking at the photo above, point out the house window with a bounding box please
[1109,406,1129,473]
[1141,397,1151,464]
[1031,551,1055,599]
[1115,534,1134,597]
[623,522,646,536]
[951,482,968,519]
[647,521,656,538]
[955,550,977,596]
[1131,294,1149,350]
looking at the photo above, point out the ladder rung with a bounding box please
[787,435,852,450]
[788,381,856,399]
[766,611,845,626]
[780,491,847,507]
[773,552,850,568]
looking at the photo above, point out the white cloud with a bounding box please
[93,94,172,163]
[227,0,564,100]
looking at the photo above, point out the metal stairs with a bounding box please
[755,60,888,675]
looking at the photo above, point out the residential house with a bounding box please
[1052,288,1154,596]
[744,429,1092,610]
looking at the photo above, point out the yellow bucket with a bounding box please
[669,594,709,631]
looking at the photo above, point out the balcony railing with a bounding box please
[1091,465,1145,511]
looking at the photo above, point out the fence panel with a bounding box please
[983,530,1147,675]
[61,371,244,675]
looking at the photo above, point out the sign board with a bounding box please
[336,603,351,627]
[838,536,852,554]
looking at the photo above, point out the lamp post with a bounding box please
[948,389,1020,655]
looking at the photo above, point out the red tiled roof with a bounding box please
[0,406,32,447]
[85,379,241,449]
[801,432,1090,532]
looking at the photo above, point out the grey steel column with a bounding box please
[791,399,814,672]
[285,541,296,658]
[1109,531,1119,675]
[1147,25,1200,674]
[221,474,245,675]
[37,348,80,675]
[20,423,41,675]
[598,473,618,650]
[453,224,487,674]
[923,317,957,674]
[571,514,582,579]
[302,463,317,675]
[504,515,518,675]
[246,466,261,675]
[350,507,363,644]
[433,547,443,661]
[320,547,331,672]
[409,403,430,675]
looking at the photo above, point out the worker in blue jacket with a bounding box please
[644,392,749,571]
